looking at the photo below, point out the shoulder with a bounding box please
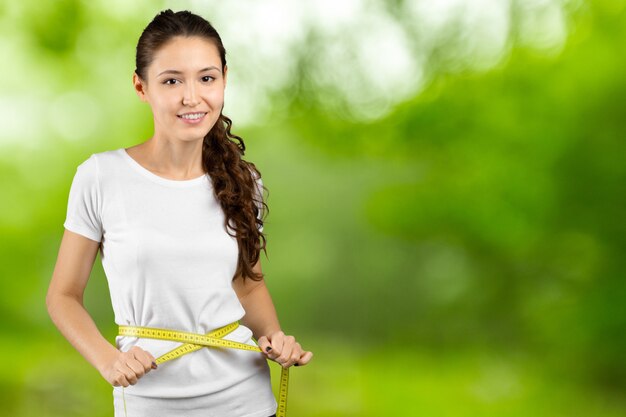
[70,153,99,186]
[75,148,125,177]
[70,149,128,196]
[74,148,118,168]
[91,148,123,167]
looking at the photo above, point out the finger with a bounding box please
[126,357,146,378]
[115,373,131,388]
[285,344,302,368]
[119,358,141,384]
[267,331,285,359]
[139,349,157,371]
[282,341,301,368]
[143,349,158,369]
[118,364,138,386]
[131,347,156,371]
[276,335,296,367]
[297,351,314,366]
[123,368,139,385]
[257,335,271,355]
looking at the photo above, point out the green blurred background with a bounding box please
[1,0,624,416]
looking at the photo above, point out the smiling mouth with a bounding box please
[177,112,207,120]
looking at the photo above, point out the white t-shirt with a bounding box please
[63,148,277,417]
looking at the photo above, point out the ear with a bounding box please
[132,72,148,102]
[223,64,228,88]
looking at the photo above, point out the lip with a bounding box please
[177,112,207,124]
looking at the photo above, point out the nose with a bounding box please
[182,83,199,106]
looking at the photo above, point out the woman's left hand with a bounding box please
[257,331,313,368]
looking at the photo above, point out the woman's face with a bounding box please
[133,36,227,143]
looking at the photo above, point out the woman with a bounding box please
[46,9,312,417]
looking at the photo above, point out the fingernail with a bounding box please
[152,362,158,369]
[266,346,272,352]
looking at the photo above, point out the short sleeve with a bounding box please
[252,172,265,233]
[63,154,103,242]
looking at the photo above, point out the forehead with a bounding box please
[150,36,221,73]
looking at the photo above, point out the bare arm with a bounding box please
[232,259,313,368]
[46,230,119,373]
[46,229,156,386]
[232,260,281,340]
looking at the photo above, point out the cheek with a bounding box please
[156,101,180,118]
[206,89,225,105]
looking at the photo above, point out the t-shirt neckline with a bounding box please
[118,148,209,188]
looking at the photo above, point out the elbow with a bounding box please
[45,291,59,316]
[45,283,60,311]
[45,285,54,309]
[45,289,79,316]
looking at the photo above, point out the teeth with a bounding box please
[180,113,205,120]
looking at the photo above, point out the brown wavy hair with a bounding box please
[134,9,269,281]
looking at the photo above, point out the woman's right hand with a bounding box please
[100,346,158,387]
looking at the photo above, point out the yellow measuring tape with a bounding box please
[118,321,289,417]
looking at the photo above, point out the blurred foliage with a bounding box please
[0,0,624,416]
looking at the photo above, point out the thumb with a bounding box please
[257,335,273,355]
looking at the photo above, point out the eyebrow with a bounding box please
[157,66,220,76]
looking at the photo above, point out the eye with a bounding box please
[163,79,179,85]
[202,75,215,82]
